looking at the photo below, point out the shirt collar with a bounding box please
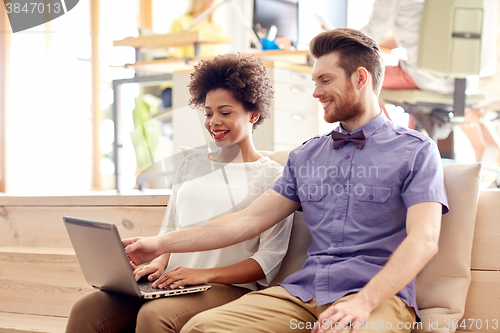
[335,111,387,140]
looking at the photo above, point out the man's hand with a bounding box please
[152,267,211,289]
[312,296,372,333]
[123,236,163,266]
[311,202,441,333]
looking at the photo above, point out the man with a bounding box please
[124,28,448,333]
[361,0,457,94]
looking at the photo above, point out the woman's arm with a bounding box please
[132,253,171,282]
[153,258,264,289]
[247,212,293,287]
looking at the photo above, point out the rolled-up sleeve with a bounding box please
[272,150,301,203]
[250,213,294,286]
[401,139,449,214]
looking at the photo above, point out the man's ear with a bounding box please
[353,67,370,91]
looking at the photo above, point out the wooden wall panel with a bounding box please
[0,278,95,317]
[0,249,93,317]
[0,248,85,287]
[0,195,168,319]
[0,193,169,206]
[0,206,165,247]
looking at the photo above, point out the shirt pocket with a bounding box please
[352,184,392,226]
[299,184,328,225]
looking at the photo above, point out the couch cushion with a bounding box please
[413,163,481,333]
[267,150,291,167]
[265,150,312,286]
[268,211,311,286]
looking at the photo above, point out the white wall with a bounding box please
[152,0,189,34]
[5,0,94,194]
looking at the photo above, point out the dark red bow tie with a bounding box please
[331,130,367,149]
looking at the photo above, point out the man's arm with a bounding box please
[124,189,301,266]
[313,201,442,333]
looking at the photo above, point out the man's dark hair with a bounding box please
[188,53,273,130]
[309,28,384,95]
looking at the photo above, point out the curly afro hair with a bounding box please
[188,53,273,130]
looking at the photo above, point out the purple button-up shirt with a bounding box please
[271,112,448,316]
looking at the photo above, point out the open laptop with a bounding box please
[63,216,211,299]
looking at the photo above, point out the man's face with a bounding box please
[312,52,364,124]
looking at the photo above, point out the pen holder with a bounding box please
[261,38,281,51]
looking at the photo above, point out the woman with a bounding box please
[65,53,293,333]
[168,0,225,58]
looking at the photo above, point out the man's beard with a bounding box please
[324,84,365,124]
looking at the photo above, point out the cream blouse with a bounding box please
[159,150,293,290]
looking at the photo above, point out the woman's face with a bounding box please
[196,0,215,12]
[204,88,258,147]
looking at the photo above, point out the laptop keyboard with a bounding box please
[137,278,182,292]
[137,280,160,293]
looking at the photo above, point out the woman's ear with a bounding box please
[250,113,260,124]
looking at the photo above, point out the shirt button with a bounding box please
[337,215,342,220]
[369,194,374,200]
[345,155,350,159]
[321,265,326,269]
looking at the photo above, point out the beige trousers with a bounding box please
[181,286,416,333]
[65,284,249,333]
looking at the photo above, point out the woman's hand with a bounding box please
[132,253,170,281]
[133,260,166,282]
[152,267,213,289]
